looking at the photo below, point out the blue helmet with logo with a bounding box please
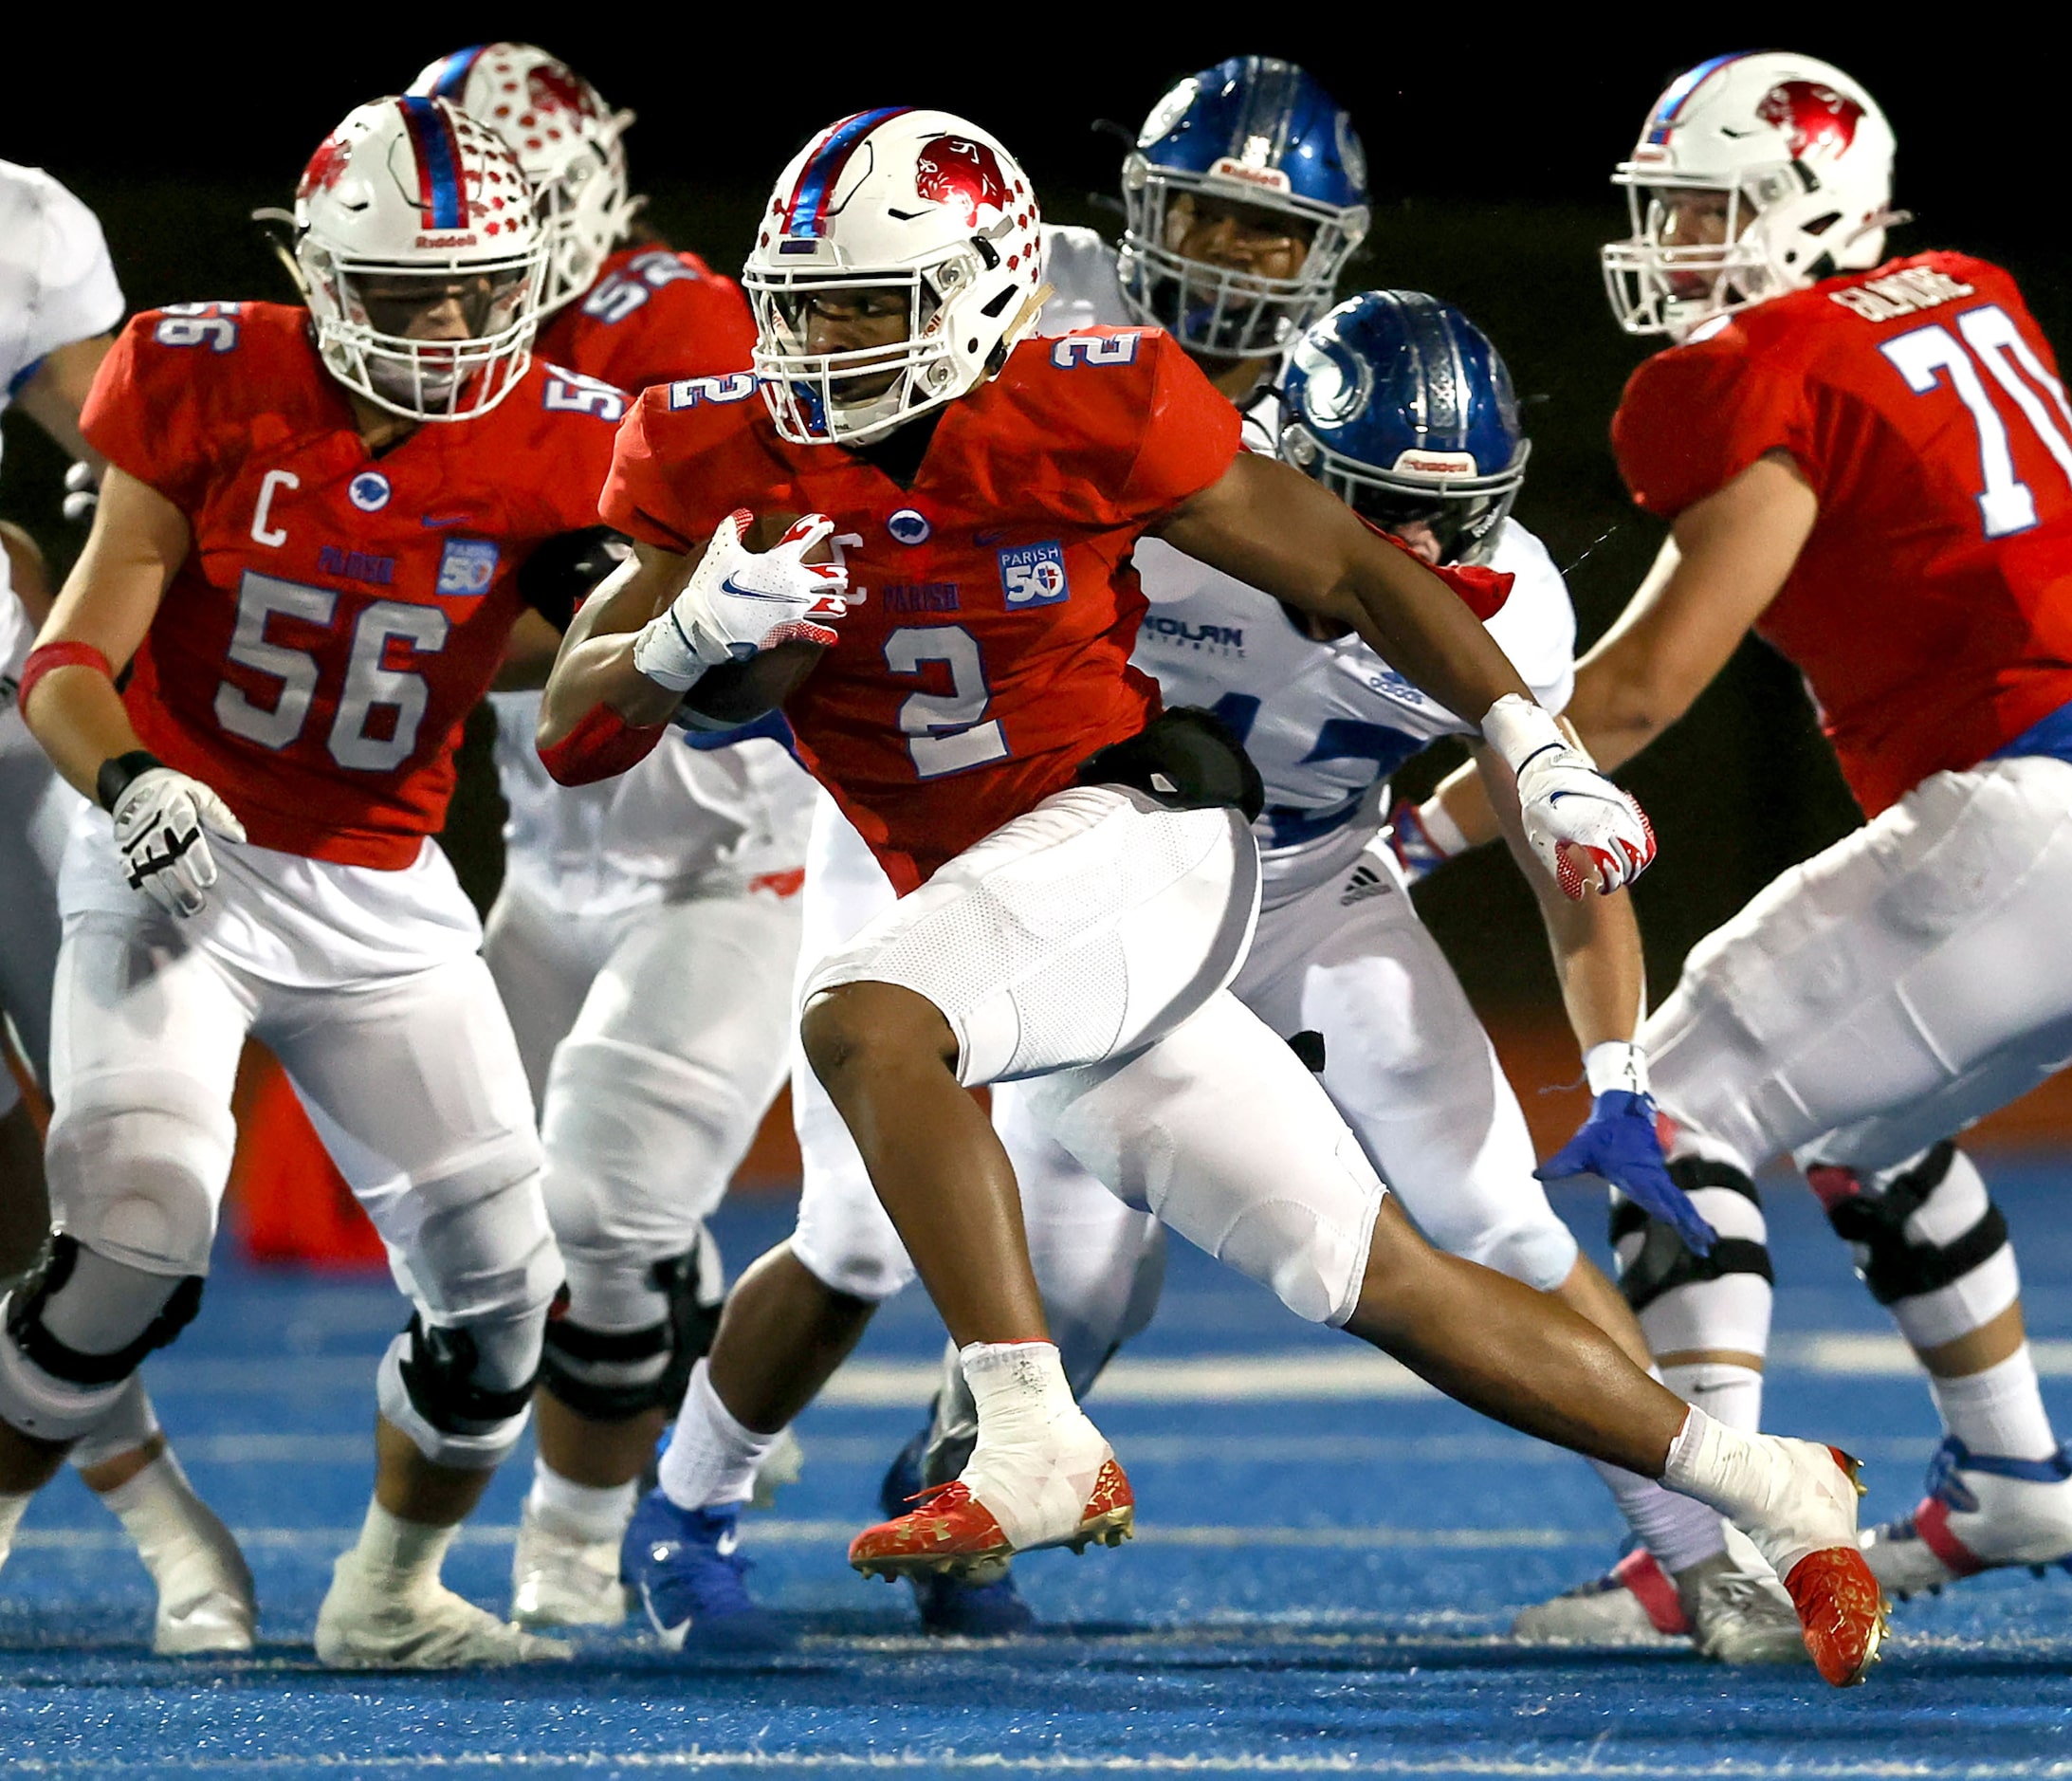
[1118,56,1369,360]
[1278,290,1530,566]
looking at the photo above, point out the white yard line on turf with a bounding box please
[142,1332,2072,1400]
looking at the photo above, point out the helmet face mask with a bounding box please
[1602,52,1897,340]
[1117,57,1369,361]
[745,109,1044,448]
[409,45,637,316]
[1278,290,1530,569]
[294,96,547,423]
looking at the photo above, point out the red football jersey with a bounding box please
[603,328,1243,891]
[83,302,626,868]
[535,242,755,395]
[1614,251,2072,816]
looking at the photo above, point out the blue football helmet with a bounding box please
[1278,290,1530,566]
[1118,56,1369,360]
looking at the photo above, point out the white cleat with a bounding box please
[1687,1528,1808,1666]
[317,1549,567,1669]
[1861,1438,2072,1602]
[151,1532,258,1657]
[1512,1548,1686,1644]
[510,1498,631,1628]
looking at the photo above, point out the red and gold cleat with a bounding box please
[1782,1450,1888,1686]
[850,1459,1135,1582]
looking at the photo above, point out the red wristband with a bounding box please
[537,701,668,786]
[18,640,114,717]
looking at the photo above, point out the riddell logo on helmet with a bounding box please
[416,232,479,248]
[1208,158,1293,193]
[1756,81,1862,159]
[914,136,1013,228]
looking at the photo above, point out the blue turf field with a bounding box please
[5,1159,2072,1777]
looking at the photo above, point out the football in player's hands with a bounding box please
[676,512,835,725]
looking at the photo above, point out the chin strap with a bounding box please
[537,701,669,786]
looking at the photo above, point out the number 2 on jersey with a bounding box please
[885,625,1010,778]
[215,571,446,771]
[1881,303,2072,538]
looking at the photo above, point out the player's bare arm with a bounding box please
[20,467,188,796]
[13,335,114,473]
[1407,449,1820,854]
[1161,450,1656,896]
[1568,450,1817,770]
[1158,450,1538,723]
[536,539,695,738]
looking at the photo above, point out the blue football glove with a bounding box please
[1536,1089,1716,1256]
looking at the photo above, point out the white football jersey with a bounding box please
[489,691,814,916]
[1133,516,1575,907]
[0,161,122,673]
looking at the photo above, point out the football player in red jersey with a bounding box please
[408,42,816,1631]
[1391,52,2072,1646]
[0,96,632,1669]
[539,106,1888,1686]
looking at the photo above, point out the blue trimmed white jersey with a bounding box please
[1134,515,1575,908]
[0,161,122,675]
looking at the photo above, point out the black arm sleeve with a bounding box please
[516,527,632,633]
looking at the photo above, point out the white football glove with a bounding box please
[633,509,852,692]
[108,764,247,918]
[1481,694,1656,900]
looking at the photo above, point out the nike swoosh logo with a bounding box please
[422,514,471,528]
[720,577,791,603]
[716,1529,741,1557]
[974,529,1008,545]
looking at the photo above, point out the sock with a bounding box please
[959,1340,1109,1549]
[0,1490,29,1568]
[528,1461,637,1545]
[656,1359,774,1512]
[351,1498,457,1592]
[97,1449,241,1588]
[1590,1458,1728,1573]
[1661,1359,1764,1434]
[1930,1348,2060,1462]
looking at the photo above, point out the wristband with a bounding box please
[1478,693,1566,777]
[95,750,167,814]
[18,640,113,718]
[1584,1040,1650,1098]
[538,702,668,786]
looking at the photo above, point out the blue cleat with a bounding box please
[878,1424,1037,1638]
[621,1490,784,1651]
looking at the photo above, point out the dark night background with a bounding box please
[6,29,2061,1017]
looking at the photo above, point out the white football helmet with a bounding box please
[294,96,547,421]
[1603,52,1898,338]
[408,44,636,316]
[743,108,1045,447]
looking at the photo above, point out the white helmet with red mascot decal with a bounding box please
[743,108,1046,446]
[1603,51,1898,339]
[408,44,636,316]
[293,95,548,422]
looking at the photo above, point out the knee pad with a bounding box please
[389,1135,559,1325]
[44,1087,230,1276]
[1611,1157,1774,1357]
[1806,1141,2017,1347]
[377,1305,549,1471]
[0,1237,203,1441]
[540,1236,724,1423]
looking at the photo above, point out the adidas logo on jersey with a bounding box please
[1339,865,1392,907]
